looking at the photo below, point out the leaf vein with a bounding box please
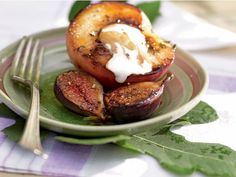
[133,135,235,165]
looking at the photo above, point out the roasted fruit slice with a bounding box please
[54,70,107,119]
[104,73,173,123]
[67,2,175,89]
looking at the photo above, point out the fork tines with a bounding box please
[11,36,44,86]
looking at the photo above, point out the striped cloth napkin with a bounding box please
[0,1,236,177]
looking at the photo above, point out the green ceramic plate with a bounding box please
[0,27,208,137]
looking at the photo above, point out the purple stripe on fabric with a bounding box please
[209,74,236,92]
[0,133,6,143]
[27,134,56,173]
[0,118,15,131]
[42,141,92,177]
[1,143,17,166]
[0,117,15,145]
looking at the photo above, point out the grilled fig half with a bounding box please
[67,2,175,89]
[104,73,173,123]
[54,70,107,119]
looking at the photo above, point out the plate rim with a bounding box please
[0,27,208,135]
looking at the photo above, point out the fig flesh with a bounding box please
[54,70,107,119]
[104,73,173,123]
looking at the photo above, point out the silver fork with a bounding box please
[10,36,47,159]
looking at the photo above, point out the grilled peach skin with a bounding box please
[66,2,175,89]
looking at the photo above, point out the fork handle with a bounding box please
[19,82,46,158]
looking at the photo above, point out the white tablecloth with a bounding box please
[0,1,236,177]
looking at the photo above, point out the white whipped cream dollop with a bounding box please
[100,24,153,83]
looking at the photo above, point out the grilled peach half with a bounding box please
[54,70,107,119]
[67,2,175,89]
[104,73,173,123]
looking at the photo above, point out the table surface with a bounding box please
[1,1,235,177]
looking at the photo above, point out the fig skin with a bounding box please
[54,70,107,119]
[104,73,173,123]
[66,2,175,89]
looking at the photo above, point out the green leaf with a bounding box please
[117,102,236,176]
[117,0,127,2]
[100,0,127,2]
[0,104,50,142]
[68,1,90,22]
[180,101,218,124]
[156,101,218,134]
[118,131,236,176]
[55,134,130,145]
[136,1,161,23]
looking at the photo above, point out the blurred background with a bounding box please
[0,1,236,50]
[173,1,236,33]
